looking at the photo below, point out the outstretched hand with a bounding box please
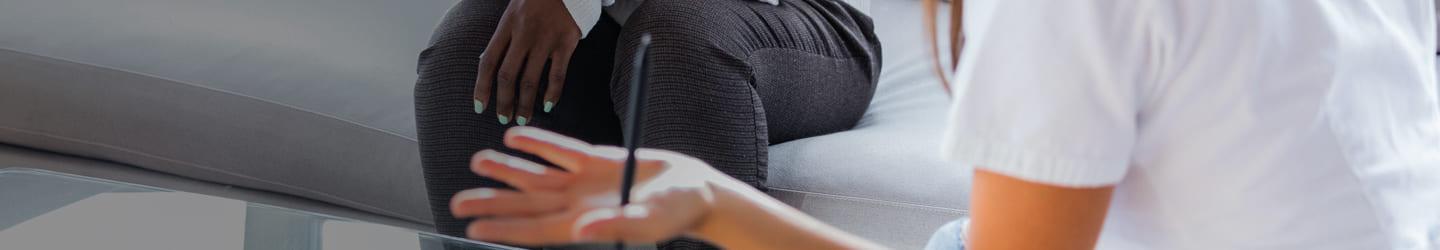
[451,127,726,245]
[475,0,582,126]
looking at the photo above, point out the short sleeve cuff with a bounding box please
[943,141,1129,188]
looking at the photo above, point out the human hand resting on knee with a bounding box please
[475,0,581,126]
[451,127,881,249]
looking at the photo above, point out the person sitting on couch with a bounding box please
[446,0,1440,249]
[412,0,880,248]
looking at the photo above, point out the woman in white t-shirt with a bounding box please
[442,0,1440,249]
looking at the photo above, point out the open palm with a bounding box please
[450,127,721,246]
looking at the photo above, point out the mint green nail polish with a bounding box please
[516,116,529,126]
[497,114,510,125]
[543,101,555,113]
[473,100,485,114]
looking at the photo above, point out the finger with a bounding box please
[474,20,513,114]
[573,189,710,243]
[470,150,572,191]
[493,36,528,125]
[542,41,577,114]
[467,214,576,245]
[503,127,596,171]
[591,146,667,181]
[451,188,568,218]
[504,127,668,177]
[513,49,549,126]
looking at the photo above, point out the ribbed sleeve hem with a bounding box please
[562,0,605,38]
[942,141,1129,188]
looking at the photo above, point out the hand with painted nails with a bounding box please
[474,0,580,126]
[450,126,729,245]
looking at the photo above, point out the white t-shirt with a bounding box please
[944,1,1440,249]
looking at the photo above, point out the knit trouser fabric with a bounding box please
[413,0,880,248]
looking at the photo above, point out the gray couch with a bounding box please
[0,0,967,248]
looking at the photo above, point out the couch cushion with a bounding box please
[0,0,461,224]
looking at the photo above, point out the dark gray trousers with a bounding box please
[414,0,880,248]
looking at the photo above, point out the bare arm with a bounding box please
[693,181,883,249]
[966,169,1114,250]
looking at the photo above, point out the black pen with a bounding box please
[617,33,651,250]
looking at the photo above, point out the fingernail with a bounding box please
[516,116,529,126]
[543,101,555,113]
[473,100,485,114]
[497,114,510,125]
[455,188,497,201]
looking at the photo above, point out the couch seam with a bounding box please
[768,187,967,215]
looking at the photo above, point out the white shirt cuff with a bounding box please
[943,141,1129,188]
[562,0,605,38]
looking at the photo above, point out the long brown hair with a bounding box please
[923,0,963,93]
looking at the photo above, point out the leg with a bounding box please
[414,0,624,238]
[612,0,881,196]
[611,0,881,248]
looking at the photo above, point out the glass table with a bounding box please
[0,168,519,250]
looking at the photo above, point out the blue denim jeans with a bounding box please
[924,218,970,250]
